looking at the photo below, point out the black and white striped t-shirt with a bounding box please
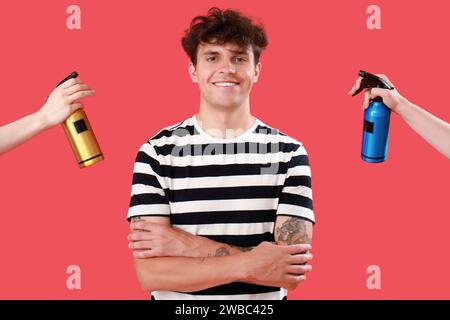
[127,115,314,300]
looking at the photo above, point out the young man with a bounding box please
[127,7,315,300]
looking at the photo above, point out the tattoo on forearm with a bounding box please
[214,247,230,256]
[276,217,311,245]
[200,247,230,262]
[201,245,254,261]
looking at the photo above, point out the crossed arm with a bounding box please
[129,215,313,293]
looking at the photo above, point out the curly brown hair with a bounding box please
[181,7,268,65]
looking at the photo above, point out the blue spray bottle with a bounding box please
[352,70,395,163]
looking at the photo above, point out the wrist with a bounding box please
[395,96,412,117]
[179,232,213,258]
[187,237,206,258]
[234,251,253,282]
[32,110,49,131]
[215,253,250,284]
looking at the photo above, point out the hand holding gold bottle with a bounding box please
[57,72,104,168]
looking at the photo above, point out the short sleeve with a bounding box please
[277,144,314,224]
[127,142,170,221]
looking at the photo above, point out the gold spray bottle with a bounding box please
[58,71,104,168]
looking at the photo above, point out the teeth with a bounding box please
[214,82,238,87]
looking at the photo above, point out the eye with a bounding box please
[234,56,248,63]
[206,56,216,62]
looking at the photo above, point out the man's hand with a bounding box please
[37,77,95,129]
[241,241,313,290]
[348,73,408,113]
[128,218,254,259]
[129,221,203,258]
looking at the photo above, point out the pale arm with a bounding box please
[396,99,450,159]
[0,112,47,155]
[349,74,450,159]
[0,77,94,155]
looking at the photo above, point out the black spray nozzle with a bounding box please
[57,71,78,87]
[352,70,395,96]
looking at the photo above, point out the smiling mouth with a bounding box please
[212,81,240,87]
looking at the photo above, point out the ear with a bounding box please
[188,63,198,83]
[253,62,262,83]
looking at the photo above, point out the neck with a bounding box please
[196,98,255,139]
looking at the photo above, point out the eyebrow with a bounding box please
[202,49,249,56]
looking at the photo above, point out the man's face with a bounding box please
[189,41,261,110]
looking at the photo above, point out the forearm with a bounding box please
[188,236,290,287]
[397,99,450,158]
[185,234,308,291]
[0,111,46,155]
[134,254,247,293]
[185,233,254,257]
[135,246,299,292]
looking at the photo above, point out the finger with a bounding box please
[289,252,313,265]
[284,274,306,282]
[375,74,393,86]
[286,264,312,275]
[369,87,388,100]
[131,221,151,231]
[131,231,155,241]
[129,240,154,250]
[363,89,371,109]
[285,243,311,255]
[130,222,139,230]
[66,90,96,104]
[130,221,152,232]
[69,103,84,113]
[130,221,160,232]
[348,77,362,95]
[60,78,82,89]
[133,249,160,259]
[133,250,150,259]
[128,231,153,241]
[65,83,92,95]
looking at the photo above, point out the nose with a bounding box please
[218,61,236,74]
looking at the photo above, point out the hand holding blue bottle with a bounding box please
[348,72,407,112]
[349,71,450,160]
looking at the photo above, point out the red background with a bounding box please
[0,0,449,299]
